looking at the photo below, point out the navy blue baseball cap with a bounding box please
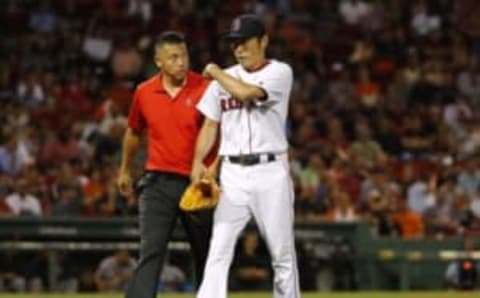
[223,14,266,42]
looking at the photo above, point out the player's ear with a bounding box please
[154,56,162,69]
[154,47,163,69]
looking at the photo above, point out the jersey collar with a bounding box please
[243,60,270,73]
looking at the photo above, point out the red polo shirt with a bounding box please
[128,71,209,176]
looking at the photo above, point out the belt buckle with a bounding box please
[239,154,253,166]
[234,154,254,166]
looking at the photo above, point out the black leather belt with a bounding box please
[225,153,276,166]
[143,171,189,180]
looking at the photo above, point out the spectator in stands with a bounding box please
[28,0,58,34]
[0,132,34,176]
[111,36,143,82]
[364,188,395,236]
[82,24,113,65]
[410,1,441,37]
[16,69,46,108]
[456,61,480,99]
[94,250,137,292]
[457,157,480,197]
[459,121,480,157]
[349,39,375,65]
[127,0,153,25]
[40,129,82,168]
[5,177,42,216]
[324,116,350,159]
[296,153,329,219]
[349,122,386,169]
[354,67,382,109]
[327,158,362,206]
[327,63,355,110]
[443,96,473,139]
[326,189,358,222]
[359,165,393,204]
[50,182,83,216]
[0,63,14,101]
[391,185,424,238]
[445,238,480,290]
[77,269,97,292]
[50,163,84,216]
[0,250,44,292]
[423,178,467,237]
[0,251,27,292]
[407,172,437,215]
[82,167,115,217]
[158,262,188,292]
[231,231,271,291]
[374,115,403,157]
[338,0,371,26]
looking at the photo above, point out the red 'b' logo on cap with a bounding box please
[231,18,241,32]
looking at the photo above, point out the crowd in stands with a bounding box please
[1,0,480,237]
[1,0,480,291]
[0,0,480,290]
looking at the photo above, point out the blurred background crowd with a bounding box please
[0,0,480,292]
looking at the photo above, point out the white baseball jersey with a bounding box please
[197,59,293,155]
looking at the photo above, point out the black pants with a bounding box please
[125,171,213,298]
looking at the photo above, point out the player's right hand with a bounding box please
[202,63,220,80]
[117,171,133,197]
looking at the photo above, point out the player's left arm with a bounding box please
[202,63,265,102]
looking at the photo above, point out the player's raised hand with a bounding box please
[202,63,220,79]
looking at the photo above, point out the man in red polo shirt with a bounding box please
[117,31,214,298]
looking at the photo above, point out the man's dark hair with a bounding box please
[155,31,185,49]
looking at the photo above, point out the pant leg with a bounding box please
[126,173,189,298]
[251,159,301,298]
[179,208,213,288]
[197,175,252,298]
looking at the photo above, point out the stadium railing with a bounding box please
[0,217,476,291]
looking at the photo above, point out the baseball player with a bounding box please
[191,14,301,298]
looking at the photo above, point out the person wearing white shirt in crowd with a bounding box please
[5,177,42,216]
[338,0,371,25]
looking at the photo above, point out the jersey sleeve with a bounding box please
[197,81,222,122]
[127,88,146,131]
[255,63,293,104]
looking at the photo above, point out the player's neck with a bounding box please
[245,57,268,72]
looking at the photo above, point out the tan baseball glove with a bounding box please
[179,178,220,211]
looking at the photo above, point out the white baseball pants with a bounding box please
[197,155,300,298]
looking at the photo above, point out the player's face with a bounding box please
[154,43,189,81]
[231,35,268,70]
